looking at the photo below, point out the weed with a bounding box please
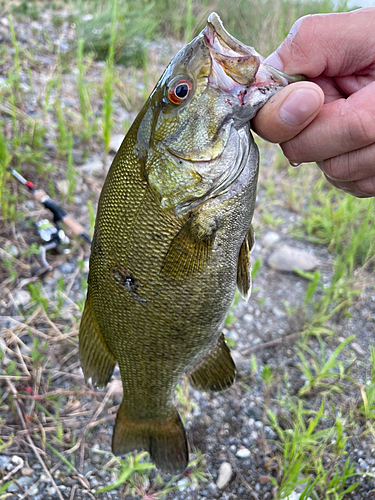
[101,0,117,159]
[8,17,20,92]
[0,129,13,220]
[175,377,199,423]
[96,452,155,493]
[296,335,355,396]
[55,100,69,158]
[267,401,361,499]
[87,200,96,235]
[359,346,375,420]
[66,133,76,204]
[77,38,97,143]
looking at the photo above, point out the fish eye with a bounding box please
[168,79,192,105]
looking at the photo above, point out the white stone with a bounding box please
[262,231,280,246]
[56,179,69,196]
[79,156,104,175]
[236,447,251,458]
[13,290,31,307]
[268,244,319,272]
[216,462,232,489]
[109,134,125,153]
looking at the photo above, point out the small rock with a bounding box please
[0,455,10,468]
[47,486,56,496]
[13,290,31,307]
[58,262,76,274]
[359,458,369,470]
[243,313,254,323]
[7,245,19,257]
[21,467,34,476]
[272,307,286,318]
[268,244,319,272]
[216,462,232,489]
[109,134,125,153]
[236,447,251,458]
[8,476,35,493]
[39,474,51,483]
[262,231,280,246]
[352,342,366,356]
[56,180,69,196]
[282,492,312,500]
[177,477,189,491]
[79,156,103,175]
[52,268,63,280]
[72,149,84,165]
[207,482,217,493]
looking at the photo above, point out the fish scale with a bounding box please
[79,12,302,473]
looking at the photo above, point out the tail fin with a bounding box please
[112,403,188,474]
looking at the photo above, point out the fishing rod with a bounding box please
[9,167,92,243]
[8,167,92,276]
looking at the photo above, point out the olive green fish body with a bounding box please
[80,13,297,473]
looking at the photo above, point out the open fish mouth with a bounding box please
[203,13,304,106]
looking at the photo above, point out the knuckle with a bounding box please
[287,16,317,64]
[355,176,375,196]
[344,106,375,147]
[281,140,303,164]
[322,156,351,181]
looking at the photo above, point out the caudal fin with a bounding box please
[112,403,188,474]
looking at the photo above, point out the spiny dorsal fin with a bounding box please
[112,404,188,474]
[237,225,255,301]
[188,334,236,392]
[79,292,116,389]
[161,215,214,280]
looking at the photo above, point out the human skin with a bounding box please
[252,7,375,198]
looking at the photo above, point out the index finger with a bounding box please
[266,8,375,78]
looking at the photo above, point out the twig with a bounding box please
[69,484,78,500]
[19,389,105,399]
[6,378,65,500]
[242,332,300,355]
[228,451,260,500]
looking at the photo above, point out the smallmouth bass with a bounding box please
[79,13,301,473]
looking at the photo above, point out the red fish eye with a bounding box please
[168,79,192,104]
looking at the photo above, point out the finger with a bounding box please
[318,143,375,182]
[281,81,375,163]
[323,173,375,198]
[265,8,375,78]
[252,82,324,143]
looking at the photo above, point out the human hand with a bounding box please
[252,7,375,198]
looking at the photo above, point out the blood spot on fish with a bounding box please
[112,265,147,304]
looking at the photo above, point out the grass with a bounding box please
[1,0,374,499]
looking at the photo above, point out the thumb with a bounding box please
[252,81,324,144]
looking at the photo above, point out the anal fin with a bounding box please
[112,404,188,474]
[237,225,255,301]
[188,334,236,392]
[79,292,116,389]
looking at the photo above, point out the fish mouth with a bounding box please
[203,13,303,110]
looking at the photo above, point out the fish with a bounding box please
[79,13,302,474]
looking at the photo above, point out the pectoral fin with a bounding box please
[79,292,116,389]
[237,226,255,301]
[162,215,214,280]
[112,404,188,474]
[188,334,236,392]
